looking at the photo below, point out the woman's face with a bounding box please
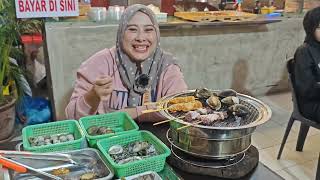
[315,24,320,42]
[122,12,157,62]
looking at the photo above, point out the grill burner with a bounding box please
[168,144,259,179]
[170,99,260,127]
[171,145,245,168]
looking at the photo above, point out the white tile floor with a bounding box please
[255,92,320,180]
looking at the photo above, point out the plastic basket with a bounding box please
[97,131,171,178]
[117,171,162,180]
[22,120,86,153]
[79,112,139,147]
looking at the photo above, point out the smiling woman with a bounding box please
[65,4,188,122]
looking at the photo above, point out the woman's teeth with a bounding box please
[133,45,147,51]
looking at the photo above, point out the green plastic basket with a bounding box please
[22,120,86,153]
[79,112,139,147]
[97,130,171,178]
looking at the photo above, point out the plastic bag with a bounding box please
[16,96,51,125]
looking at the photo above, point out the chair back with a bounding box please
[286,58,301,114]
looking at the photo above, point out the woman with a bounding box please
[294,7,320,122]
[65,4,187,121]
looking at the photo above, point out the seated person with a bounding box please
[294,7,320,122]
[65,4,187,121]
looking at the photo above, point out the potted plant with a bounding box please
[0,0,42,141]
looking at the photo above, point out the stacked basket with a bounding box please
[21,112,171,178]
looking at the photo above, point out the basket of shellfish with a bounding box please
[79,112,139,147]
[157,88,272,159]
[97,130,171,178]
[22,120,86,153]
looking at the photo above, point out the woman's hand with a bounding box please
[84,76,113,112]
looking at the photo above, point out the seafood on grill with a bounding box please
[168,100,203,112]
[168,96,196,104]
[228,104,250,117]
[28,133,75,147]
[218,89,237,98]
[194,88,216,99]
[199,112,228,125]
[184,111,228,125]
[196,108,209,115]
[108,141,158,164]
[221,96,240,105]
[206,95,222,110]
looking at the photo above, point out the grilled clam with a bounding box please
[218,89,237,98]
[194,88,215,99]
[228,104,250,117]
[221,96,240,105]
[207,95,221,110]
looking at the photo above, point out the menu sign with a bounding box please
[15,0,79,18]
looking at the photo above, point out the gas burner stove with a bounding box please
[171,145,245,168]
[168,145,259,179]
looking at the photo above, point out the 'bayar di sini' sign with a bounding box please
[15,0,79,18]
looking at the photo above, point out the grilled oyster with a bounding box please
[207,95,221,110]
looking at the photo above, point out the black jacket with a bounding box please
[294,43,320,121]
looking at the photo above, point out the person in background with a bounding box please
[24,43,47,90]
[65,4,187,121]
[294,7,320,122]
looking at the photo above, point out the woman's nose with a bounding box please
[135,31,146,41]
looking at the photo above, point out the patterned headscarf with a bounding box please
[115,4,176,107]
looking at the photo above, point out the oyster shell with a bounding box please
[97,127,114,135]
[221,96,240,105]
[132,141,149,153]
[66,134,75,141]
[118,156,142,165]
[218,89,237,98]
[53,139,60,144]
[37,136,45,142]
[87,126,99,136]
[108,145,124,155]
[194,88,215,99]
[228,104,250,117]
[206,95,221,110]
[59,135,67,142]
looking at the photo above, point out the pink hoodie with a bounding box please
[65,47,188,122]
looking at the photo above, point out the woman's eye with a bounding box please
[145,28,154,32]
[128,28,137,32]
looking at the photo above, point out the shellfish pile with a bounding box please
[108,141,158,165]
[28,133,75,147]
[168,88,251,127]
[87,126,114,136]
